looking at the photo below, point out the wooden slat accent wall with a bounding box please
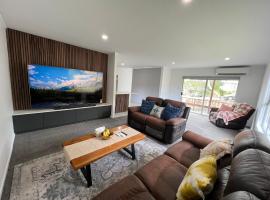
[115,94,129,113]
[6,29,108,110]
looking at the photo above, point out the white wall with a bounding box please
[166,65,266,126]
[168,65,265,106]
[0,13,15,197]
[116,67,133,93]
[131,68,161,104]
[236,66,266,107]
[159,67,171,99]
[106,53,118,117]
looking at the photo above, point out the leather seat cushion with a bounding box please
[146,116,166,131]
[135,155,187,200]
[93,175,155,200]
[130,111,147,124]
[222,191,260,200]
[224,149,270,199]
[165,140,200,168]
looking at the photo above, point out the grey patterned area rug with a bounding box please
[10,138,166,200]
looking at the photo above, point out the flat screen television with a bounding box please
[28,64,103,109]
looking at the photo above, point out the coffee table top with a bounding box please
[63,125,145,170]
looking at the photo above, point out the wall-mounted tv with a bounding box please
[28,64,103,109]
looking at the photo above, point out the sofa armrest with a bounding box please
[182,107,191,119]
[166,118,186,126]
[128,106,141,112]
[182,131,213,149]
[217,154,232,169]
[210,107,219,113]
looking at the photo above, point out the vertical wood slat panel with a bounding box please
[115,94,129,113]
[6,29,108,110]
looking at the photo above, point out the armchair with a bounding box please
[209,107,255,130]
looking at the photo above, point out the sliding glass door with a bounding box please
[182,79,207,114]
[182,77,239,115]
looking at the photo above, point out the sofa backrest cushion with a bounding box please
[233,130,270,157]
[146,96,163,106]
[223,149,270,199]
[164,99,186,108]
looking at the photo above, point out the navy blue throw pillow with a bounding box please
[162,104,182,121]
[140,100,155,114]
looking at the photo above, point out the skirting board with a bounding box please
[112,112,128,118]
[0,133,15,198]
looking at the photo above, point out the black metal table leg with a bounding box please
[80,164,92,187]
[131,144,136,160]
[123,143,136,160]
[79,144,136,187]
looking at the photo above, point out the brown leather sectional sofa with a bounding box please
[93,129,270,200]
[128,97,191,144]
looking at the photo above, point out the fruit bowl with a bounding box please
[101,128,113,140]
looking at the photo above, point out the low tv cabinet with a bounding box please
[12,104,111,133]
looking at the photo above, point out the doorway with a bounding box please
[182,77,239,115]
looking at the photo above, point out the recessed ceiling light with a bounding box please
[182,0,192,4]
[101,34,108,41]
[225,57,231,61]
[172,61,176,65]
[121,62,125,66]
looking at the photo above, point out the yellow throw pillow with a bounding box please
[176,155,217,200]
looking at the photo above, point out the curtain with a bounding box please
[254,65,270,138]
[255,102,270,136]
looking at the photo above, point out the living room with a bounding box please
[1,0,270,200]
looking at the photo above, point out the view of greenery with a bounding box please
[182,78,239,114]
[183,79,238,99]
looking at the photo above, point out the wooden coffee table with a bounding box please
[63,125,145,187]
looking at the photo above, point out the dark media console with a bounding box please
[13,104,111,134]
[53,103,97,110]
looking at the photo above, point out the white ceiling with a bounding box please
[0,0,270,68]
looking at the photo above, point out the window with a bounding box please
[182,77,239,115]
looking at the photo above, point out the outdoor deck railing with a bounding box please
[182,96,235,114]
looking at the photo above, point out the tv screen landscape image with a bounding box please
[28,64,103,109]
